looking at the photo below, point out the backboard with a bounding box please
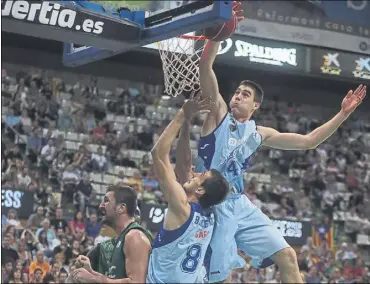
[1,0,233,67]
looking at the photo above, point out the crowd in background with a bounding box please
[1,64,370,283]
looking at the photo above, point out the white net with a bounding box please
[158,34,205,97]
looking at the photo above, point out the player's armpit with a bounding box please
[258,126,313,150]
[124,229,151,283]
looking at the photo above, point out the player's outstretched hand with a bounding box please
[182,91,214,121]
[341,84,366,115]
[233,1,244,23]
[75,255,92,272]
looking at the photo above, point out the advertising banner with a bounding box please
[1,188,35,219]
[141,202,311,246]
[237,1,370,55]
[311,48,370,80]
[215,35,307,73]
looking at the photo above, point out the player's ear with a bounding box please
[253,102,260,111]
[195,187,205,195]
[117,203,126,214]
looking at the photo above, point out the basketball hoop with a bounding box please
[158,34,206,97]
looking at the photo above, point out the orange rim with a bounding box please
[177,34,206,40]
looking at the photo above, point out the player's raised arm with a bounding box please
[199,2,244,130]
[174,120,193,185]
[175,93,199,185]
[259,85,366,150]
[151,95,212,216]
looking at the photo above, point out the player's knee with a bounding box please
[273,247,298,270]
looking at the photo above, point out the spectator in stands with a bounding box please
[26,129,43,165]
[2,164,19,189]
[52,236,72,266]
[4,225,18,249]
[128,171,143,193]
[305,266,321,283]
[91,146,107,172]
[17,240,32,268]
[118,150,137,168]
[69,211,85,239]
[30,267,44,283]
[61,165,79,203]
[74,174,93,215]
[36,229,53,258]
[26,206,44,231]
[115,170,129,185]
[85,214,101,239]
[36,219,56,244]
[92,121,106,143]
[139,154,151,175]
[58,268,68,283]
[20,109,32,133]
[137,125,153,150]
[2,259,14,283]
[17,166,32,190]
[29,250,50,280]
[50,228,65,252]
[50,208,68,234]
[5,209,23,229]
[40,139,56,175]
[2,233,18,265]
[45,261,61,281]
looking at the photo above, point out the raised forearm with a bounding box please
[151,110,186,158]
[200,40,220,66]
[175,121,192,184]
[307,110,349,148]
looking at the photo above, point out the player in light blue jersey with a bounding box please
[147,95,229,284]
[189,4,367,282]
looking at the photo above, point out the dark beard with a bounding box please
[100,215,115,228]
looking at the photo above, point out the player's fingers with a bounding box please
[233,1,242,10]
[200,101,215,110]
[199,97,212,106]
[189,91,196,100]
[359,86,367,100]
[194,91,203,102]
[345,90,353,99]
[234,9,244,16]
[354,84,363,95]
[237,16,245,22]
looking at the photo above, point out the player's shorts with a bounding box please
[205,194,290,283]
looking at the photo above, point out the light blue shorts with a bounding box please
[205,194,290,283]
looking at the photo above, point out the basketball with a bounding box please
[203,11,237,41]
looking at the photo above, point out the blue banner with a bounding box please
[1,188,35,219]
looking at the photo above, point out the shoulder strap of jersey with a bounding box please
[116,222,153,247]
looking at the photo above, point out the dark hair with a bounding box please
[42,273,56,283]
[38,230,48,245]
[239,80,264,104]
[106,185,137,217]
[198,170,229,209]
[74,211,84,222]
[34,268,43,274]
[58,268,68,276]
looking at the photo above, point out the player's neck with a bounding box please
[115,216,136,235]
[188,195,198,204]
[233,113,252,123]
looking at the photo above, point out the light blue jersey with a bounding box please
[194,113,290,283]
[196,113,262,194]
[146,202,214,284]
